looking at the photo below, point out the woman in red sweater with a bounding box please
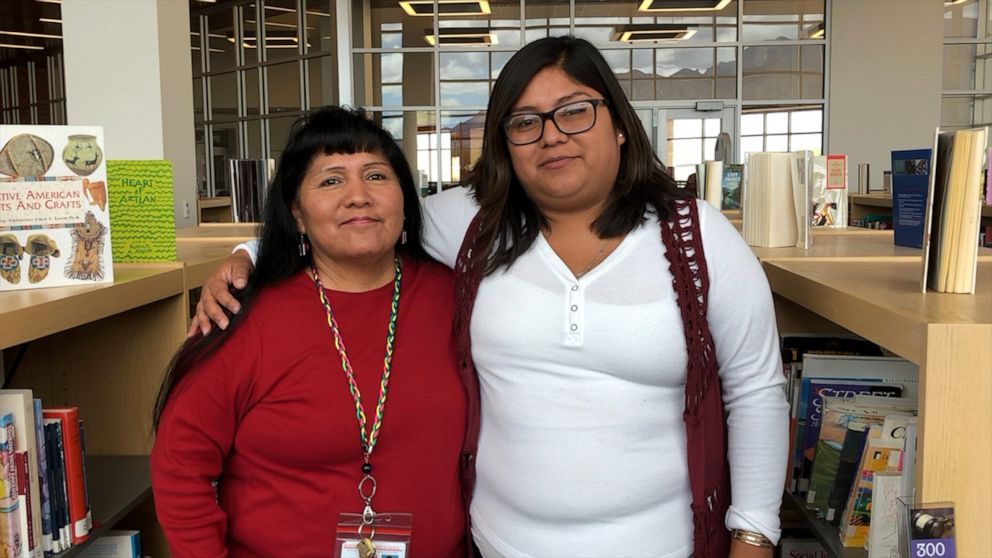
[151,107,468,558]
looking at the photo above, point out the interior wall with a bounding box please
[827,0,943,190]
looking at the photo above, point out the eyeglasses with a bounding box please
[502,98,609,146]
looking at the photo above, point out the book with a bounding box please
[826,422,870,522]
[796,379,903,494]
[921,127,988,293]
[78,530,141,558]
[30,400,49,555]
[703,160,723,209]
[866,471,903,557]
[721,164,743,210]
[41,409,89,545]
[806,395,916,517]
[0,390,42,558]
[811,154,848,227]
[106,160,177,262]
[743,152,807,248]
[791,150,814,250]
[839,416,915,548]
[891,149,932,248]
[43,420,67,553]
[779,538,829,558]
[0,413,23,558]
[0,126,113,291]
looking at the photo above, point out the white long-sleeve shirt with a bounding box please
[237,187,789,557]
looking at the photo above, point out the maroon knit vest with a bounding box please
[453,198,731,557]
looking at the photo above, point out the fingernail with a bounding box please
[232,304,242,314]
[235,280,246,289]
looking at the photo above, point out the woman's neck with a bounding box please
[310,251,398,293]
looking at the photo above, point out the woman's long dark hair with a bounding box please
[465,36,688,274]
[153,106,427,430]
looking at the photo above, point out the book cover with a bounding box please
[839,416,915,548]
[41,409,88,545]
[721,163,743,210]
[78,530,141,558]
[0,390,42,558]
[867,471,903,557]
[921,127,987,293]
[826,423,870,523]
[0,126,113,291]
[779,538,829,558]
[0,413,23,558]
[797,379,903,494]
[106,160,176,263]
[891,149,931,248]
[811,154,848,227]
[806,396,916,517]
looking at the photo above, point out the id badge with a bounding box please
[334,512,413,558]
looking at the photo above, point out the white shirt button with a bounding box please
[570,305,578,311]
[570,324,578,331]
[571,285,579,291]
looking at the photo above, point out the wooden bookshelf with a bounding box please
[783,492,867,558]
[55,456,150,557]
[849,193,992,226]
[750,229,992,262]
[175,222,258,242]
[765,259,992,557]
[197,196,233,223]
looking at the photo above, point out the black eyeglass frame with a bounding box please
[501,98,610,146]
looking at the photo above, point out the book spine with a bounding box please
[42,410,87,545]
[0,415,23,558]
[77,420,91,533]
[31,401,50,555]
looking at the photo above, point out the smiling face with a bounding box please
[506,65,625,217]
[291,151,404,266]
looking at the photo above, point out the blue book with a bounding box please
[891,149,932,248]
[32,399,51,555]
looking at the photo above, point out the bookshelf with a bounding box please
[783,492,866,558]
[197,196,233,223]
[0,263,187,555]
[54,456,150,557]
[849,193,992,227]
[759,252,991,557]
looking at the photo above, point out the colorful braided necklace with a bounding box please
[310,256,402,550]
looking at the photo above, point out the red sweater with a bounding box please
[151,257,467,558]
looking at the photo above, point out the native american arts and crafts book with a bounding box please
[921,127,987,293]
[891,149,932,249]
[106,160,176,262]
[0,126,113,291]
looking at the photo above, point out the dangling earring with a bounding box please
[298,233,309,256]
[401,230,407,245]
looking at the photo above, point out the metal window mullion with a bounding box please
[735,0,743,161]
[27,60,37,124]
[822,0,831,154]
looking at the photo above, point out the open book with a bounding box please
[921,127,987,294]
[743,151,813,248]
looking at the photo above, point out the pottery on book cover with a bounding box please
[62,134,103,176]
[0,133,55,178]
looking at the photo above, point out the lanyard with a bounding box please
[310,257,402,541]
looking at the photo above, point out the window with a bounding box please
[740,107,822,160]
[942,0,992,129]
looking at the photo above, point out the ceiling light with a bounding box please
[0,43,45,50]
[39,18,62,24]
[402,0,491,17]
[806,23,824,39]
[637,0,732,13]
[944,0,969,4]
[423,28,496,45]
[611,24,696,42]
[35,0,61,4]
[0,31,62,40]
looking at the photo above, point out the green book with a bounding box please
[106,160,176,262]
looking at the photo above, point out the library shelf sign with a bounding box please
[0,125,114,291]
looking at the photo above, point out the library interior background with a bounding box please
[1,0,991,557]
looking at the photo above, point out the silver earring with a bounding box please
[401,230,407,245]
[298,233,309,256]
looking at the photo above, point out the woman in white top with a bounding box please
[192,36,788,558]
